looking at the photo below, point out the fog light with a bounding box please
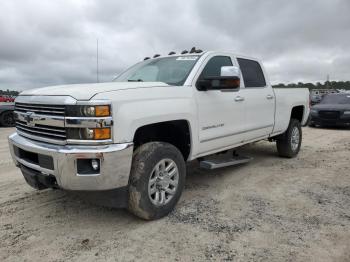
[77,159,100,175]
[91,159,100,171]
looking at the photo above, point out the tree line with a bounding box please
[273,81,350,90]
[0,89,20,96]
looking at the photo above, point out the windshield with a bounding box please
[113,55,200,86]
[320,94,350,104]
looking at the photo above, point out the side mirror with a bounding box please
[198,66,241,91]
[221,66,240,78]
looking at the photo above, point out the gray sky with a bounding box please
[1,0,349,90]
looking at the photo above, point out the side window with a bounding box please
[237,58,266,87]
[199,56,233,79]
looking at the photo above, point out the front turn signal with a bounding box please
[93,128,111,140]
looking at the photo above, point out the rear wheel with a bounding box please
[128,142,186,220]
[276,118,302,158]
[0,111,15,127]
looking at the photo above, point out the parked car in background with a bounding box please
[310,89,339,105]
[0,103,15,127]
[0,95,15,102]
[310,93,322,105]
[0,96,8,102]
[8,96,16,102]
[309,93,350,127]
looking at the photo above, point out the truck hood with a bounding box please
[19,82,169,100]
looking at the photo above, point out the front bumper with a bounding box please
[8,133,133,191]
[310,114,350,126]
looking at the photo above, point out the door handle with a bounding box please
[234,96,245,102]
[266,94,274,100]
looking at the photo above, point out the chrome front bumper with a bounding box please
[8,133,133,191]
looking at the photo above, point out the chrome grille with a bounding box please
[319,110,340,119]
[15,103,66,144]
[16,120,66,139]
[15,102,65,116]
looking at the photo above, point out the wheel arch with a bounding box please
[132,119,192,161]
[290,105,305,122]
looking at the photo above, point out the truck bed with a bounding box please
[272,88,310,134]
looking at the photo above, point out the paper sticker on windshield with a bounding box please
[176,56,198,61]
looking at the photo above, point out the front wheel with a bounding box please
[128,142,186,220]
[276,118,302,158]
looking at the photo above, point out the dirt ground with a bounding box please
[0,126,349,262]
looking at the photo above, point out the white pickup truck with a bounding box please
[9,49,309,220]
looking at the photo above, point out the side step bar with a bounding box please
[200,155,253,170]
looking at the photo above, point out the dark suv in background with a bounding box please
[309,93,350,127]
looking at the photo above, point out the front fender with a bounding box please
[115,98,197,138]
[92,86,200,159]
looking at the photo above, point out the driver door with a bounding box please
[195,55,246,155]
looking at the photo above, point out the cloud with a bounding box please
[0,0,349,90]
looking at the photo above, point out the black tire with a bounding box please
[0,111,15,127]
[128,142,186,220]
[308,121,316,127]
[276,118,302,158]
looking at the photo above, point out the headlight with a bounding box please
[66,105,111,117]
[65,102,112,143]
[67,128,111,140]
[344,111,350,115]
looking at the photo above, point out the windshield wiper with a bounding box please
[128,79,143,82]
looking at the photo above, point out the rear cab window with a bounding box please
[237,58,266,88]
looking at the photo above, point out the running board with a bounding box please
[200,155,253,170]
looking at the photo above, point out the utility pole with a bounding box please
[96,38,99,83]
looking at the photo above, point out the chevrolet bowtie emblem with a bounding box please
[25,111,40,127]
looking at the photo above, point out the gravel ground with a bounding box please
[0,127,349,261]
